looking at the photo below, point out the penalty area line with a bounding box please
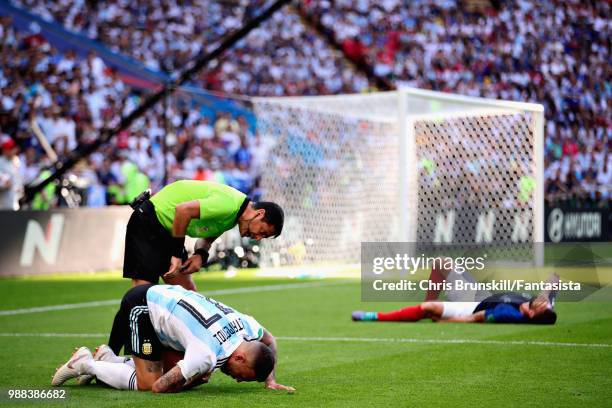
[0,333,609,349]
[0,280,349,316]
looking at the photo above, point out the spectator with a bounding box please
[0,137,22,210]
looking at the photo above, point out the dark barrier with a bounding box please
[545,204,611,242]
[416,206,535,245]
[413,204,610,244]
[0,207,131,276]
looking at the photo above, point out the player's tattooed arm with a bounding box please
[260,329,295,392]
[260,329,278,380]
[182,372,211,390]
[151,366,186,393]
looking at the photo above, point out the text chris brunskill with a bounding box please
[371,279,581,292]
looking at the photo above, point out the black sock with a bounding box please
[107,309,126,355]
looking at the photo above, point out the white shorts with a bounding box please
[444,271,491,302]
[441,302,480,319]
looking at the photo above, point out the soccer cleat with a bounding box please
[52,347,93,386]
[93,344,116,362]
[76,344,115,385]
[351,311,378,321]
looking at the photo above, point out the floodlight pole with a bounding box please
[23,0,292,203]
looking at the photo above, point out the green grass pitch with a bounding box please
[0,271,611,407]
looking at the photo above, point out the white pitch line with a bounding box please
[0,333,107,338]
[0,280,347,316]
[276,336,612,349]
[0,333,609,349]
[0,299,120,316]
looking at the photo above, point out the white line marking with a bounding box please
[276,336,612,349]
[0,333,609,349]
[0,280,347,316]
[0,299,121,316]
[0,333,107,338]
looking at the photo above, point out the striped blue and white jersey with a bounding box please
[146,285,264,379]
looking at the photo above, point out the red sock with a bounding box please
[377,305,425,322]
[424,268,444,301]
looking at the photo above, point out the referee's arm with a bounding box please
[173,200,200,237]
[180,237,219,275]
[163,200,200,279]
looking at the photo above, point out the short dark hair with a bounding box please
[252,342,276,382]
[530,308,557,325]
[253,201,284,238]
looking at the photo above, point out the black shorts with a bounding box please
[123,200,186,283]
[118,284,163,361]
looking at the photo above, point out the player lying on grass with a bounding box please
[52,284,295,393]
[353,262,558,324]
[352,294,556,324]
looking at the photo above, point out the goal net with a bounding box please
[252,88,544,269]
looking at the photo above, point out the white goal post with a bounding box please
[251,88,544,269]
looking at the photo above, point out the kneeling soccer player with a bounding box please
[52,284,295,393]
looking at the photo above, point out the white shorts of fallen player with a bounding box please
[444,270,492,302]
[440,302,480,319]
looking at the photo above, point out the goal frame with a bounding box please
[250,87,545,269]
[397,87,545,265]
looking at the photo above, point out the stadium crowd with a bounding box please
[0,14,271,209]
[10,0,367,96]
[1,0,610,209]
[301,0,611,206]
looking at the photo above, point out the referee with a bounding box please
[123,179,283,290]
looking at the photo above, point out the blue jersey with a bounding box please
[146,285,264,379]
[484,303,529,323]
[474,292,531,324]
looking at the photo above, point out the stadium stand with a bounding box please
[301,0,611,207]
[2,0,610,208]
[0,14,268,208]
[10,0,367,95]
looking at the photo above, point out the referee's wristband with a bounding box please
[194,248,209,263]
[171,237,185,258]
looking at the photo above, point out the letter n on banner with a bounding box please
[475,210,496,243]
[512,213,530,243]
[19,214,65,266]
[434,210,455,243]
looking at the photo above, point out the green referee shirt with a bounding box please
[150,180,248,238]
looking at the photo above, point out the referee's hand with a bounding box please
[179,254,203,275]
[163,256,183,279]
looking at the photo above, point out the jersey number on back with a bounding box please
[176,294,235,329]
[177,300,222,329]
